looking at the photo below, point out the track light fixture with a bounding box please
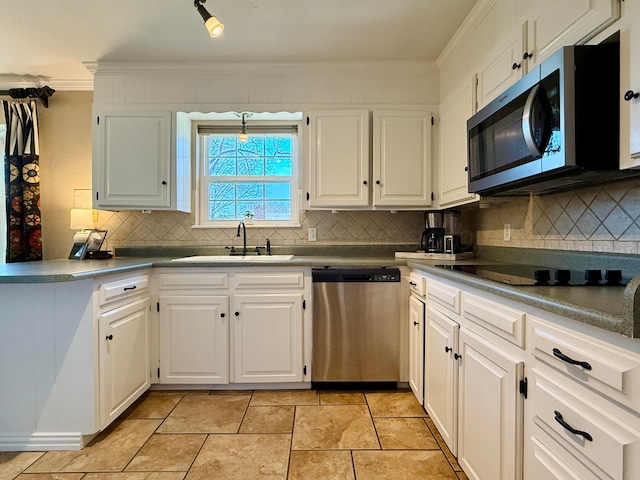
[239,113,251,143]
[194,0,224,38]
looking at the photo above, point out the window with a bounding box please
[197,122,300,227]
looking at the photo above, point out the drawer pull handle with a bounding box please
[409,281,417,286]
[552,348,592,370]
[123,285,137,291]
[554,411,593,442]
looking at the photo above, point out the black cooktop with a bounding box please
[434,264,628,287]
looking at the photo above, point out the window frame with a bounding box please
[195,120,302,228]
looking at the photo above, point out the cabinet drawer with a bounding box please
[427,278,460,315]
[408,272,426,298]
[530,434,600,480]
[531,367,640,480]
[99,274,148,307]
[462,292,524,348]
[233,271,304,289]
[530,317,640,409]
[158,273,229,290]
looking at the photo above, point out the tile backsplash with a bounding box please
[476,178,640,254]
[97,209,425,251]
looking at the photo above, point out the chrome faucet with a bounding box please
[237,220,247,255]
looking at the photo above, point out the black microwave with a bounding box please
[467,42,628,196]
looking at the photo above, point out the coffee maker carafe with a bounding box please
[420,211,445,253]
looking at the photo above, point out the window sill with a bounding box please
[191,223,301,229]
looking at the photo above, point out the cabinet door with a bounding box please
[99,298,150,428]
[373,110,432,207]
[457,329,524,480]
[232,293,303,383]
[424,305,460,455]
[408,296,425,404]
[629,1,640,160]
[524,0,620,67]
[438,80,478,208]
[308,110,370,208]
[94,110,171,209]
[159,296,229,384]
[477,25,525,109]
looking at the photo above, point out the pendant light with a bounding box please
[194,0,224,38]
[239,113,251,143]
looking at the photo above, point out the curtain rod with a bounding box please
[0,86,55,108]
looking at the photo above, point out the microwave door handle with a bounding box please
[522,84,543,158]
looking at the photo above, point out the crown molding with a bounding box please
[436,0,499,69]
[0,74,93,91]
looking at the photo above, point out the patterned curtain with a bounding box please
[2,100,42,262]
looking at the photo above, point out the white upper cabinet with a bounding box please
[308,110,370,208]
[92,109,190,211]
[438,80,478,208]
[627,0,640,160]
[373,110,433,207]
[521,0,621,68]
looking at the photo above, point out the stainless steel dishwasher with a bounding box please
[312,267,401,385]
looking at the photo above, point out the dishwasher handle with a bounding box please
[342,274,372,281]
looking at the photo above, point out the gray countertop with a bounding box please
[1,250,638,339]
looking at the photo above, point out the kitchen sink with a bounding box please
[171,255,294,263]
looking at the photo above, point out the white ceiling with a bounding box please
[0,0,477,89]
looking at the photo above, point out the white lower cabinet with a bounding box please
[424,305,459,454]
[232,293,304,383]
[159,295,229,384]
[156,268,309,386]
[98,278,151,429]
[408,295,425,404]
[458,328,524,480]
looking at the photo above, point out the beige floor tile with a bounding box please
[424,417,462,471]
[239,406,294,434]
[319,391,366,405]
[82,474,186,480]
[365,392,427,417]
[292,405,379,450]
[157,394,250,434]
[24,419,161,473]
[13,475,84,479]
[185,434,290,480]
[128,394,183,419]
[250,390,319,406]
[374,418,439,450]
[287,450,355,480]
[0,452,44,480]
[125,434,206,472]
[352,450,458,480]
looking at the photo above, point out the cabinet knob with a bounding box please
[454,353,462,360]
[161,180,167,185]
[363,180,368,185]
[464,166,469,172]
[106,334,113,340]
[512,62,521,70]
[445,346,452,353]
[376,180,381,185]
[523,51,533,60]
[220,313,225,318]
[624,90,639,101]
[413,321,419,326]
[235,311,240,316]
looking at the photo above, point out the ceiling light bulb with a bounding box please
[205,16,224,37]
[239,132,249,143]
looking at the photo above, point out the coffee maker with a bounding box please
[420,211,445,253]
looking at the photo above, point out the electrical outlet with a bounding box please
[308,227,317,241]
[504,224,511,242]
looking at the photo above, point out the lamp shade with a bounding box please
[70,208,94,230]
[205,15,224,37]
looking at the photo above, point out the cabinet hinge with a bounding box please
[519,377,528,399]
[157,367,160,378]
[431,192,434,201]
[96,191,99,201]
[303,365,307,375]
[306,116,310,125]
[303,299,306,310]
[306,192,310,201]
[97,116,100,126]
[431,116,434,126]
[157,302,160,312]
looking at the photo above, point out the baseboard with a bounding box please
[0,433,84,451]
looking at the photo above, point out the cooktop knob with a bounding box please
[585,269,602,285]
[605,269,622,285]
[534,269,550,285]
[554,269,571,285]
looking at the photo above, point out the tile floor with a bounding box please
[1,389,469,480]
